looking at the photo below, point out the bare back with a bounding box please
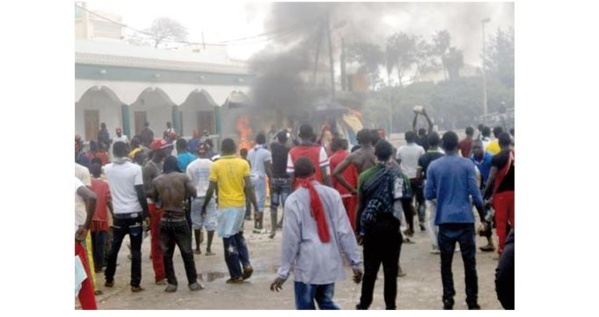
[153,172,196,212]
[350,146,377,174]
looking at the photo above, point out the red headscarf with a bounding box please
[295,176,330,243]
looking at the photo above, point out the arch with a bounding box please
[129,87,176,138]
[179,89,219,137]
[75,85,124,141]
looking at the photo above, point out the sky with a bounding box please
[82,1,514,66]
[84,0,272,60]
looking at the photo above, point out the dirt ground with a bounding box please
[83,215,505,310]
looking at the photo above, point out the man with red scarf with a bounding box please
[483,132,515,257]
[270,157,363,310]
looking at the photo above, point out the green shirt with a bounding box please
[357,165,383,192]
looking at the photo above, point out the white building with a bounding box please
[75,6,253,142]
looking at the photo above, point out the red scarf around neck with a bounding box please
[295,176,330,243]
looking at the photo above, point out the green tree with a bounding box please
[486,28,514,88]
[412,37,441,83]
[432,30,464,81]
[386,32,418,87]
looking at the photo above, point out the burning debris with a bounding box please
[235,114,254,151]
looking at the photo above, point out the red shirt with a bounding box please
[459,137,473,158]
[288,145,328,183]
[86,151,109,166]
[90,178,111,232]
[329,150,358,196]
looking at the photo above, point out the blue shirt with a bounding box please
[424,155,483,225]
[471,151,494,186]
[177,152,196,172]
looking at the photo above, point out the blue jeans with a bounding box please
[438,223,478,306]
[104,214,144,287]
[270,177,290,212]
[160,216,198,286]
[223,232,251,279]
[294,282,340,310]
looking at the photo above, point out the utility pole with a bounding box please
[482,18,491,116]
[326,14,335,99]
[340,37,346,91]
[313,24,323,87]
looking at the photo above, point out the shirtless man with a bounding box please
[152,155,203,292]
[142,139,171,285]
[332,129,377,195]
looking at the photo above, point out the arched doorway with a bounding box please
[129,87,176,139]
[179,89,218,137]
[75,86,123,141]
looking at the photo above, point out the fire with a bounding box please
[235,114,254,151]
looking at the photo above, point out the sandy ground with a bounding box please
[83,214,505,310]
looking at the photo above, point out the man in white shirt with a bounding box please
[103,141,150,292]
[186,151,217,255]
[396,130,425,236]
[270,157,362,309]
[247,132,272,233]
[113,127,129,144]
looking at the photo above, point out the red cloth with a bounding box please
[493,191,514,254]
[459,138,473,158]
[289,145,326,183]
[90,178,110,231]
[149,203,165,282]
[96,152,109,166]
[342,195,357,232]
[295,176,330,243]
[76,242,97,310]
[329,151,358,195]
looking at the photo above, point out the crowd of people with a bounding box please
[74,114,515,310]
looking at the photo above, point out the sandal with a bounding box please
[242,266,254,280]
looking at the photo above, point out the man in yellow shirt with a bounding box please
[202,138,260,284]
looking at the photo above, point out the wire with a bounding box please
[75,3,323,47]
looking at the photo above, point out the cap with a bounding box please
[151,139,170,151]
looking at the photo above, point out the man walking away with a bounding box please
[416,132,445,254]
[396,131,425,235]
[268,130,291,238]
[89,162,113,272]
[203,138,260,284]
[355,140,409,310]
[483,132,515,257]
[424,131,486,310]
[459,126,475,158]
[247,132,272,233]
[270,157,363,310]
[286,124,331,186]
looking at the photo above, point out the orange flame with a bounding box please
[235,114,253,151]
